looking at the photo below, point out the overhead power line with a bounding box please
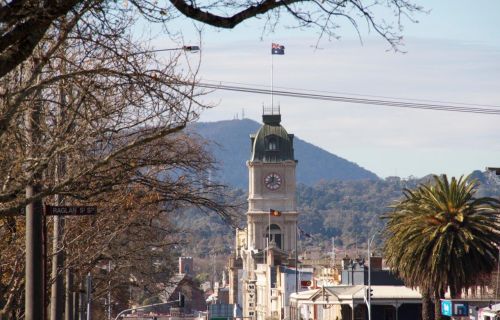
[194,82,500,115]
[203,79,500,109]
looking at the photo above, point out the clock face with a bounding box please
[264,172,282,190]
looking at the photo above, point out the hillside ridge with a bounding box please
[191,118,378,189]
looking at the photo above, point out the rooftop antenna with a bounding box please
[331,237,336,264]
[355,236,358,257]
[211,253,217,289]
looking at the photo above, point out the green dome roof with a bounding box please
[250,114,295,162]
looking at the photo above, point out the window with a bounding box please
[266,135,279,151]
[266,224,282,249]
[383,306,395,320]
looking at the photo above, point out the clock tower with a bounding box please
[229,109,301,320]
[246,109,298,253]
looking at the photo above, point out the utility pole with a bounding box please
[107,261,112,320]
[86,273,93,320]
[486,167,500,301]
[25,58,45,320]
[366,234,377,320]
[331,237,336,264]
[50,213,65,319]
[73,288,80,320]
[78,283,85,320]
[65,269,74,320]
[50,51,67,320]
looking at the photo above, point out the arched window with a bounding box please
[266,224,282,249]
[266,136,279,151]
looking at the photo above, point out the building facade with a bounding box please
[228,109,308,320]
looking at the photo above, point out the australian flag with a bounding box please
[271,43,285,55]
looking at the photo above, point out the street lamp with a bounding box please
[132,45,201,56]
[365,232,379,320]
[114,295,183,320]
[486,167,500,300]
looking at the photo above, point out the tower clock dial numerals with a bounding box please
[264,172,282,190]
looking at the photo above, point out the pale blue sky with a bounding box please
[155,1,500,179]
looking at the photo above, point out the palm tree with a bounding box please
[383,175,500,320]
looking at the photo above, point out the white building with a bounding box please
[289,285,422,320]
[228,109,312,320]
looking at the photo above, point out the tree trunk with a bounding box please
[421,289,434,320]
[434,290,444,320]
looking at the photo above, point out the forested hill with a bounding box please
[176,170,500,257]
[191,118,378,189]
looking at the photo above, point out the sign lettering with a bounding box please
[45,205,97,216]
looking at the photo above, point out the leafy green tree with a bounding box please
[383,175,500,320]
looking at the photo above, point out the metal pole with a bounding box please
[65,268,74,320]
[295,220,298,294]
[25,63,44,320]
[130,46,200,56]
[73,290,79,320]
[43,205,48,320]
[78,283,85,320]
[367,238,371,320]
[486,168,500,301]
[86,273,92,320]
[271,45,274,108]
[332,237,336,263]
[268,209,271,252]
[50,214,65,320]
[367,234,376,320]
[496,247,500,300]
[107,261,112,320]
[51,59,67,320]
[268,209,271,319]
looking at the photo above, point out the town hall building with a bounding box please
[228,108,312,320]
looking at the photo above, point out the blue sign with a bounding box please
[454,302,469,316]
[441,300,452,316]
[441,300,470,317]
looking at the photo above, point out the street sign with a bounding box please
[441,300,452,316]
[441,299,469,317]
[45,205,97,216]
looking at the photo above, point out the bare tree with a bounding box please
[0,0,424,78]
[0,7,214,215]
[0,6,236,318]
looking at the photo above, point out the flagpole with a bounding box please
[271,45,274,108]
[268,209,271,254]
[295,221,298,294]
[268,209,271,319]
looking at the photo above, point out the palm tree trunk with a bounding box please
[434,289,444,320]
[421,289,434,320]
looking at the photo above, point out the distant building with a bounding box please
[289,285,422,320]
[341,256,404,286]
[162,273,207,314]
[179,256,194,276]
[153,258,207,315]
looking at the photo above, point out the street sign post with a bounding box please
[45,205,97,216]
